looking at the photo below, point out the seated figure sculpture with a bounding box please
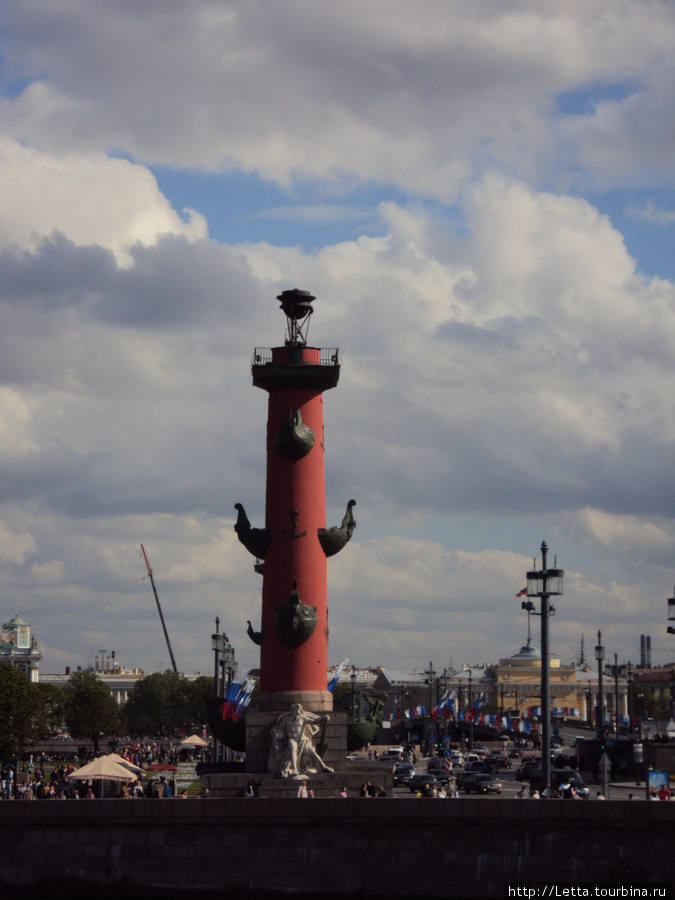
[268,703,334,778]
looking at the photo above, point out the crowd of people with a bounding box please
[1,740,203,800]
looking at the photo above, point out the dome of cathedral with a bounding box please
[511,636,541,661]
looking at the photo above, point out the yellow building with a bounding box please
[493,636,627,725]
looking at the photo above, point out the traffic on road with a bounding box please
[382,734,641,800]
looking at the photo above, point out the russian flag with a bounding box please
[328,658,349,692]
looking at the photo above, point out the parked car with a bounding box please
[527,768,590,799]
[393,764,416,786]
[386,746,406,761]
[515,760,541,780]
[461,773,503,794]
[485,752,511,770]
[407,773,442,793]
[455,770,476,791]
[431,769,451,786]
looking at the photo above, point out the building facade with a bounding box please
[0,613,43,682]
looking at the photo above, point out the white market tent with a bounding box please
[180,734,209,747]
[106,753,144,775]
[67,755,139,799]
[68,756,138,783]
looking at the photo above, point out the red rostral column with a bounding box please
[235,290,355,713]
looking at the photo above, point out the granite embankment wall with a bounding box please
[0,798,672,898]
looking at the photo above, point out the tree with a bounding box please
[124,671,216,735]
[0,662,46,756]
[124,670,184,735]
[34,681,67,737]
[183,675,215,729]
[64,669,125,754]
[332,682,354,714]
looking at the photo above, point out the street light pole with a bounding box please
[469,668,473,749]
[595,631,609,798]
[614,656,622,739]
[525,541,564,794]
[427,661,436,754]
[595,631,605,747]
[351,666,358,719]
[212,617,221,764]
[667,587,675,635]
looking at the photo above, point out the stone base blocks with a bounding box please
[0,799,673,898]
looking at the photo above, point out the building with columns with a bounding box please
[39,666,147,705]
[0,613,43,682]
[369,633,630,728]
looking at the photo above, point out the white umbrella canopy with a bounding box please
[180,734,208,747]
[106,753,143,775]
[67,756,137,783]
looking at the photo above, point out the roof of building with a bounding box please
[2,614,28,629]
[511,636,541,661]
[375,668,430,685]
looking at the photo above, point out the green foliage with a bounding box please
[332,682,354,714]
[633,683,657,717]
[0,662,49,756]
[34,681,66,735]
[124,670,215,736]
[182,675,215,728]
[63,669,125,754]
[632,682,670,720]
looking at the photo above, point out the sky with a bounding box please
[2,1,675,681]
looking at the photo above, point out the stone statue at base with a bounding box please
[268,703,335,778]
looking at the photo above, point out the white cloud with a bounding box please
[626,202,675,226]
[2,2,675,676]
[1,174,672,672]
[3,3,675,194]
[0,139,207,264]
[0,520,37,566]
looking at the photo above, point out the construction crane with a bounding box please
[140,544,178,674]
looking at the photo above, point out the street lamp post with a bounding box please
[667,588,675,635]
[615,657,624,738]
[525,541,564,794]
[351,666,358,720]
[212,622,237,764]
[440,667,449,743]
[468,668,474,749]
[595,632,610,798]
[627,663,634,732]
[426,661,436,753]
[211,617,222,763]
[605,653,626,739]
[595,631,605,745]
